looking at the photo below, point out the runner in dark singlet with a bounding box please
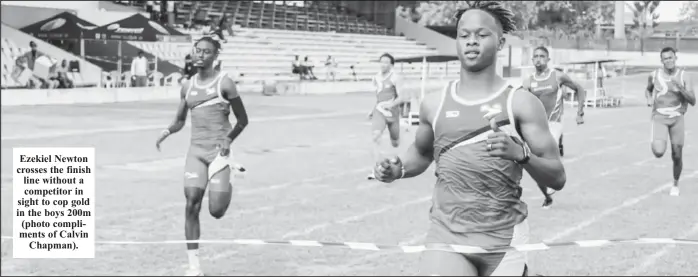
[155,36,249,276]
[645,47,695,196]
[367,53,408,180]
[373,2,565,276]
[523,46,586,208]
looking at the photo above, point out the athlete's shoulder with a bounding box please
[419,81,450,122]
[179,78,192,97]
[218,71,239,99]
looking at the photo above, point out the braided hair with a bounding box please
[454,1,517,34]
[194,36,222,53]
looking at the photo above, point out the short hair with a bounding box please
[29,41,36,47]
[138,50,145,55]
[195,36,222,53]
[660,47,677,56]
[454,1,517,34]
[379,53,395,65]
[533,46,549,56]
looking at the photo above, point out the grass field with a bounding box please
[1,73,697,276]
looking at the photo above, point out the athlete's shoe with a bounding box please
[670,186,680,196]
[185,268,205,276]
[542,197,553,209]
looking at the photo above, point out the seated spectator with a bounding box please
[324,55,338,81]
[291,55,306,80]
[16,41,49,88]
[302,56,318,80]
[50,59,74,89]
[182,54,196,82]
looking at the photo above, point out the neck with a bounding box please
[381,69,392,75]
[198,67,216,79]
[535,67,549,75]
[664,67,676,75]
[457,64,502,95]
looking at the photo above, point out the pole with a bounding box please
[117,40,123,75]
[420,56,426,102]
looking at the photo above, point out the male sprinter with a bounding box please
[645,47,695,196]
[367,53,408,180]
[155,36,249,276]
[524,46,586,208]
[374,2,566,276]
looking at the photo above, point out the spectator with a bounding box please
[291,55,305,80]
[220,14,234,38]
[208,20,226,43]
[50,59,74,89]
[131,51,149,87]
[182,54,196,82]
[302,56,318,80]
[16,41,48,88]
[324,55,338,81]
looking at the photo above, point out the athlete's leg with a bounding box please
[387,117,401,150]
[182,151,209,275]
[540,122,563,208]
[369,110,388,179]
[419,251,478,276]
[668,116,685,196]
[208,165,233,218]
[651,115,670,158]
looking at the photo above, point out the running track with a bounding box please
[1,77,697,275]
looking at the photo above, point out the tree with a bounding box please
[626,1,660,52]
[679,1,698,22]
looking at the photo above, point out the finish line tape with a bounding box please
[2,236,697,254]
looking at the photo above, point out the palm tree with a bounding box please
[626,1,660,53]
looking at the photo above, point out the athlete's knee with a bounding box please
[651,141,666,158]
[671,145,683,162]
[372,130,382,142]
[184,190,204,218]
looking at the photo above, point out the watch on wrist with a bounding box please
[515,143,531,165]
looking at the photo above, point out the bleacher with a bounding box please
[176,1,390,35]
[134,24,459,84]
[1,24,101,89]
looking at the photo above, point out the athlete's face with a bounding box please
[193,40,218,68]
[533,49,550,71]
[456,9,505,72]
[379,56,393,73]
[661,51,676,70]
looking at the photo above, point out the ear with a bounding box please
[498,37,506,51]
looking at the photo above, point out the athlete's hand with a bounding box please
[367,110,373,120]
[671,79,685,92]
[155,130,170,151]
[486,132,525,161]
[218,137,233,157]
[374,156,403,183]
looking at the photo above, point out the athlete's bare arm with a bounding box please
[512,89,566,190]
[221,76,248,142]
[398,93,439,178]
[168,80,190,134]
[387,75,408,109]
[676,72,696,106]
[646,74,655,105]
[558,72,586,114]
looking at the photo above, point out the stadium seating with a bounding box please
[0,27,100,89]
[132,25,460,84]
[174,1,391,36]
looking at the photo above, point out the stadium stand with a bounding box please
[1,23,102,89]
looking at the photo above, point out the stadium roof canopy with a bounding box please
[560,58,626,65]
[86,13,188,42]
[21,11,96,40]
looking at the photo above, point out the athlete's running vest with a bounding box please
[374,70,398,103]
[184,72,233,146]
[373,71,400,118]
[430,80,528,236]
[651,68,688,118]
[528,69,564,122]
